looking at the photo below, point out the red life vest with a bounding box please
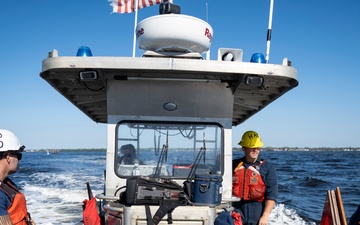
[0,179,30,225]
[232,160,266,202]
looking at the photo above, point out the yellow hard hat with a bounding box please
[238,130,264,148]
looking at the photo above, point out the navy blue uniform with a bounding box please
[232,157,278,225]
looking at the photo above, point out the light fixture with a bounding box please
[250,53,265,63]
[163,102,178,111]
[79,71,97,81]
[245,75,264,87]
[76,46,93,57]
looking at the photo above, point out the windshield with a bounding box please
[115,121,223,179]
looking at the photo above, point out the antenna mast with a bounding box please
[265,0,274,63]
[205,0,210,60]
[132,0,139,57]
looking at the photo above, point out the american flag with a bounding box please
[109,0,168,14]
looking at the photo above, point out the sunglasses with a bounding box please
[124,153,134,157]
[9,152,22,161]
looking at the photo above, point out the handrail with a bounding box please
[103,204,124,213]
[96,193,119,201]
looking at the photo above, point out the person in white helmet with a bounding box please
[0,129,36,225]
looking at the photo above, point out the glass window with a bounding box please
[115,121,223,179]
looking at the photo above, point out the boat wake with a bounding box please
[269,204,316,225]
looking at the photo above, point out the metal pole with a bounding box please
[265,0,274,63]
[132,0,139,57]
[205,1,210,60]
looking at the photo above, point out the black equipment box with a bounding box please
[125,176,184,205]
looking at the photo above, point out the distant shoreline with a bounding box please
[25,147,360,152]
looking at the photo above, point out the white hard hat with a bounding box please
[0,129,24,152]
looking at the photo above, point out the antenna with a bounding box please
[132,0,139,57]
[205,0,210,60]
[265,0,274,63]
[206,1,209,22]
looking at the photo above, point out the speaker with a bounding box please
[217,48,243,62]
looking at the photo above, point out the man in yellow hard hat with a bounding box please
[232,131,278,225]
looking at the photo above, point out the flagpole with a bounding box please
[265,0,274,63]
[132,0,139,57]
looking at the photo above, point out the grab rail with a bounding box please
[96,193,119,201]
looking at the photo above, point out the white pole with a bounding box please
[265,0,274,63]
[132,0,139,57]
[205,0,210,60]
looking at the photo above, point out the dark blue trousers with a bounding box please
[233,201,265,225]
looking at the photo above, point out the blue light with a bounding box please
[76,46,93,57]
[250,53,265,63]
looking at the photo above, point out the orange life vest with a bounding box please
[232,160,266,202]
[0,179,30,225]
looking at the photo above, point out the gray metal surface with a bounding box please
[40,52,298,126]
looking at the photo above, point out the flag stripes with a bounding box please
[109,0,167,13]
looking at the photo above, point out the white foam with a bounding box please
[22,174,103,225]
[269,204,317,225]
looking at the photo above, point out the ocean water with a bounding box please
[12,150,359,225]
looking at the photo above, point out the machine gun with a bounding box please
[121,176,187,225]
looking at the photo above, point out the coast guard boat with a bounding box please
[40,2,298,224]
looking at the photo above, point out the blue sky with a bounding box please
[1,1,359,149]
